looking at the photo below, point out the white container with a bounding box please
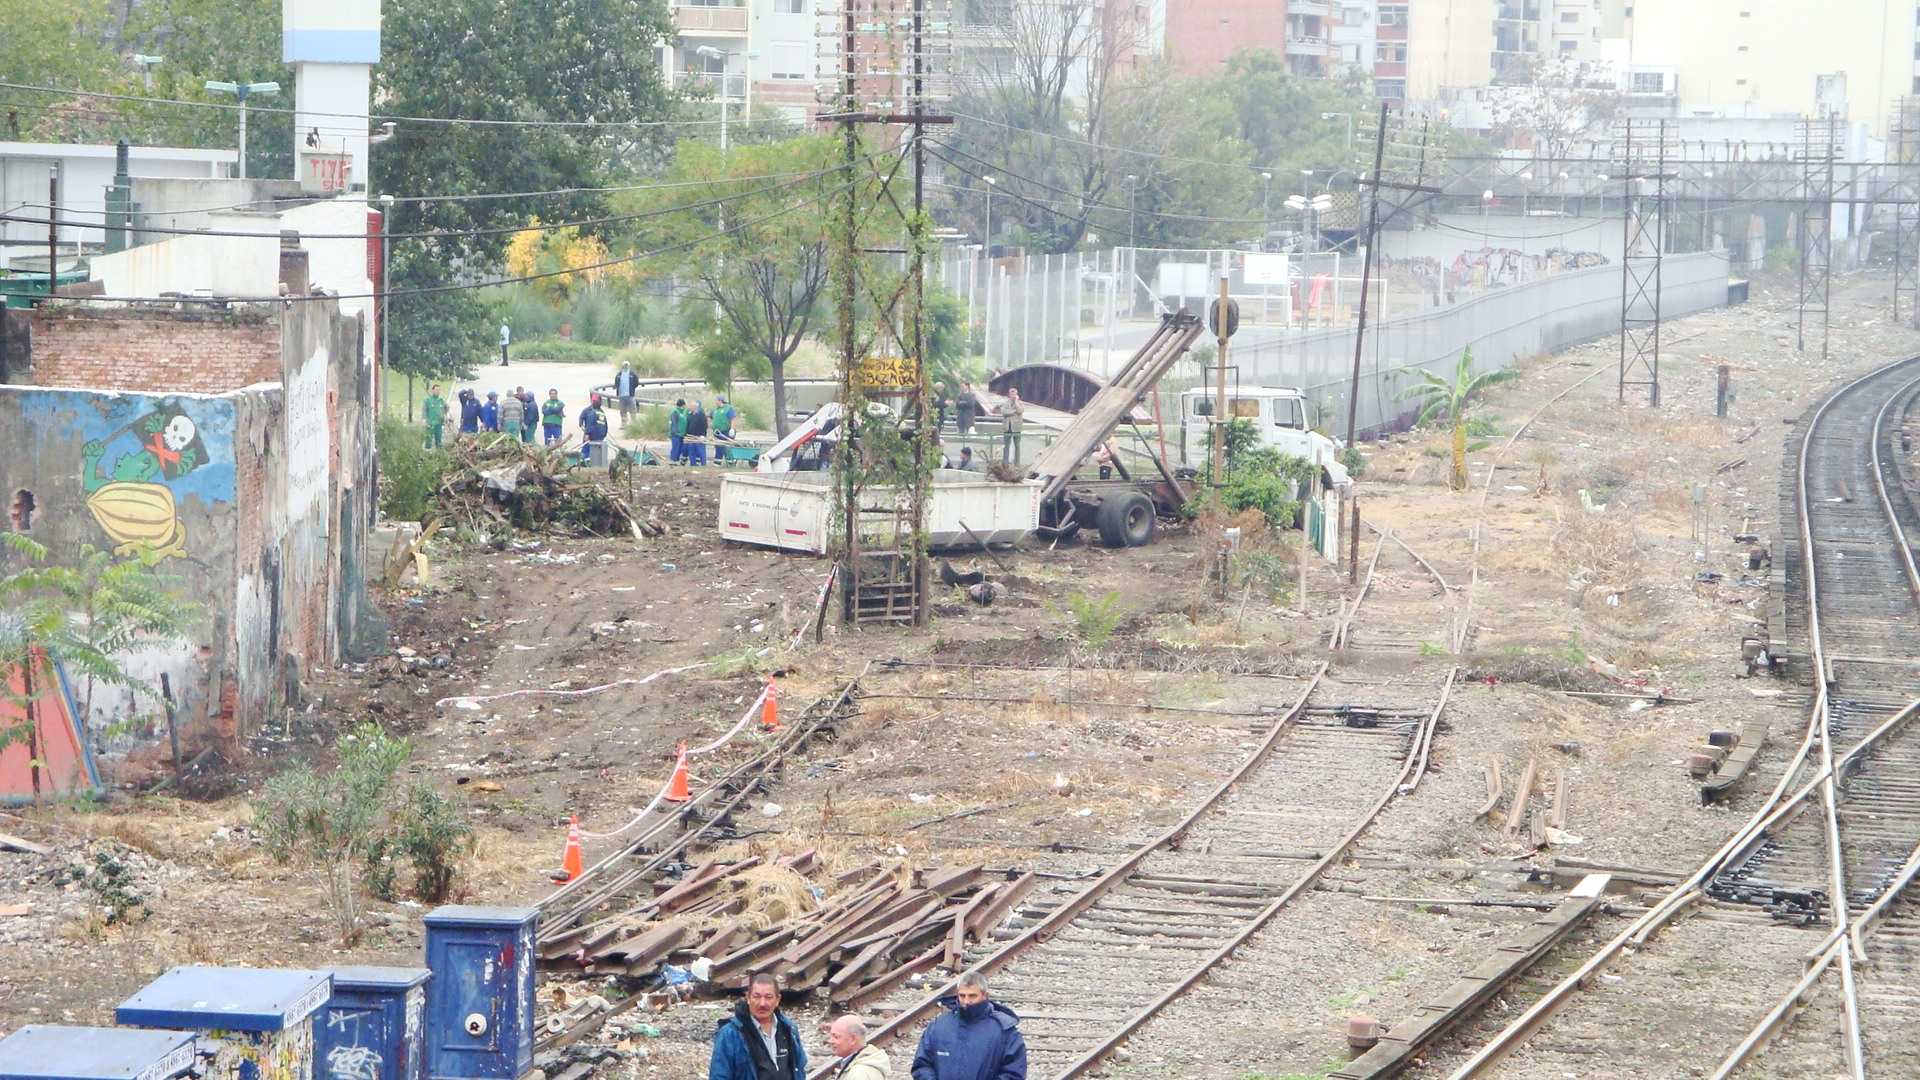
[718,469,1041,555]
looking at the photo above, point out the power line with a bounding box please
[0,80,798,132]
[37,150,900,306]
[949,109,1263,174]
[7,161,863,242]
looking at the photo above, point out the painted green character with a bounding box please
[80,406,208,558]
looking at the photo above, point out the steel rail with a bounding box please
[1053,665,1460,1079]
[1329,531,1389,651]
[1444,354,1920,1080]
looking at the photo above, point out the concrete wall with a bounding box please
[0,299,379,778]
[0,143,237,270]
[1227,250,1729,437]
[24,307,282,392]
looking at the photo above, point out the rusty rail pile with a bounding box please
[542,851,1036,1006]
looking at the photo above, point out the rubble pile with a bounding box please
[431,439,662,540]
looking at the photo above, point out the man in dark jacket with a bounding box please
[458,389,482,435]
[910,972,1026,1080]
[685,401,710,466]
[518,387,538,443]
[578,393,609,465]
[710,973,809,1080]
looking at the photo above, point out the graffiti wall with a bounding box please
[0,385,245,762]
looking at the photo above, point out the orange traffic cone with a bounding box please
[760,679,780,732]
[555,815,584,883]
[664,742,693,803]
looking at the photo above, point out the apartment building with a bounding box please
[663,0,820,126]
[953,0,1161,101]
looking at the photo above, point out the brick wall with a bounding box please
[26,306,282,393]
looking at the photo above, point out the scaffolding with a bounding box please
[1613,118,1677,406]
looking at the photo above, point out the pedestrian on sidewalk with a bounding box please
[995,389,1025,465]
[909,972,1025,1080]
[481,391,501,433]
[709,973,808,1080]
[421,384,448,449]
[669,398,690,464]
[458,389,481,435]
[614,361,640,423]
[499,387,525,441]
[541,388,566,445]
[827,1015,888,1080]
[686,401,710,466]
[518,387,538,443]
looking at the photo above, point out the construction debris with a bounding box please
[430,438,662,540]
[539,850,1034,1009]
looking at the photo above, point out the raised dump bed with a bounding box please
[718,469,1040,555]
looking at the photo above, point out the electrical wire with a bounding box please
[31,148,901,305]
[926,142,1267,225]
[3,161,861,242]
[0,80,798,132]
[949,109,1269,173]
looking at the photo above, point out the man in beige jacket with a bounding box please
[827,1015,890,1079]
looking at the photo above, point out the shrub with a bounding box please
[394,781,474,903]
[1338,446,1366,478]
[510,338,615,363]
[1063,590,1126,649]
[376,418,453,521]
[613,343,684,378]
[625,406,672,440]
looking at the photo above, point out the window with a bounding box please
[1377,43,1407,63]
[1560,10,1579,21]
[775,0,804,12]
[1379,4,1406,26]
[770,41,810,80]
[1738,44,1749,52]
[1630,70,1665,93]
[1376,78,1406,100]
[1735,78,1748,86]
[1559,39,1578,51]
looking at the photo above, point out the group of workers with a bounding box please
[666,396,739,465]
[933,381,1024,464]
[711,970,1026,1080]
[419,383,610,461]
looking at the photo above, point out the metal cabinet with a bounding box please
[421,907,537,1080]
[117,966,331,1080]
[316,967,430,1080]
[0,1025,196,1080]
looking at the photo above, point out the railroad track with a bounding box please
[1432,356,1920,1080]
[834,534,1460,1079]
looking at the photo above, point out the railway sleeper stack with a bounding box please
[538,851,1036,1005]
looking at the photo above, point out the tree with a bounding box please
[1485,54,1620,164]
[1397,348,1516,491]
[0,534,195,796]
[623,137,858,436]
[370,0,680,381]
[0,1,128,142]
[127,0,296,179]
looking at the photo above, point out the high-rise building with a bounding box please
[661,0,821,128]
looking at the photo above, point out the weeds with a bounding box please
[82,848,145,925]
[1063,591,1126,650]
[376,418,454,521]
[394,782,474,903]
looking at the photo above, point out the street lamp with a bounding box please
[132,55,163,92]
[204,80,279,179]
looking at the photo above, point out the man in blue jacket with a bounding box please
[458,389,482,435]
[911,972,1026,1080]
[710,973,808,1080]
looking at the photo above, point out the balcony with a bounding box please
[1290,0,1331,14]
[1286,35,1332,56]
[672,3,748,36]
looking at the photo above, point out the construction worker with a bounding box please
[518,387,538,443]
[996,389,1025,464]
[954,381,980,434]
[499,387,525,441]
[458,389,481,435]
[541,389,566,446]
[669,398,690,464]
[578,393,609,465]
[481,391,501,433]
[712,395,739,462]
[910,972,1025,1080]
[826,1016,889,1080]
[709,972,808,1080]
[686,401,710,466]
[421,384,448,449]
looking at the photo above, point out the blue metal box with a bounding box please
[315,966,430,1080]
[117,966,331,1080]
[0,1025,196,1080]
[422,906,538,1080]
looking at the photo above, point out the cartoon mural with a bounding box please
[76,399,230,559]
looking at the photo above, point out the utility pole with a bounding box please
[1212,273,1230,483]
[1344,104,1389,450]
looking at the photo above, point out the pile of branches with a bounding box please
[430,437,660,540]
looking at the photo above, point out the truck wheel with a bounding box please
[1097,492,1156,547]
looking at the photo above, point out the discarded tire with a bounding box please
[1097,491,1156,548]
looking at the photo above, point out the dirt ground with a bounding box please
[5,269,1917,1079]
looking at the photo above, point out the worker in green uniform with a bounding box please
[669,398,690,464]
[421,384,448,449]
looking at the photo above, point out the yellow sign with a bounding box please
[854,355,917,389]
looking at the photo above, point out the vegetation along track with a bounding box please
[832,533,1461,1079]
[1436,356,1920,1080]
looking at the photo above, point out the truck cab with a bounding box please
[1178,386,1338,466]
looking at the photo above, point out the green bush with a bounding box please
[376,419,453,522]
[1063,590,1126,649]
[613,343,684,378]
[625,406,671,440]
[511,337,616,363]
[571,286,668,345]
[1338,446,1366,478]
[256,723,410,943]
[394,781,474,903]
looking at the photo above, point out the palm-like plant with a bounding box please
[1397,347,1516,490]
